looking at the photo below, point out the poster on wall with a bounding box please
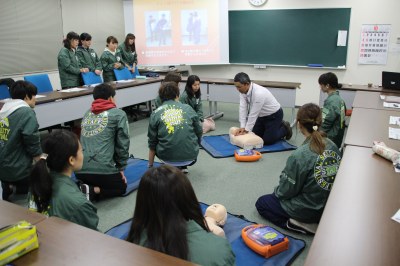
[358,24,391,65]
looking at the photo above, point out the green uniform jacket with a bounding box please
[0,101,42,182]
[76,46,102,72]
[58,47,82,88]
[49,172,99,230]
[138,220,236,266]
[180,91,204,122]
[321,91,346,148]
[118,43,137,66]
[148,100,202,162]
[274,138,341,223]
[78,107,130,174]
[154,96,162,109]
[100,49,125,82]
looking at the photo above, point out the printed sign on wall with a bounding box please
[358,24,391,65]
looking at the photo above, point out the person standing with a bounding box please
[76,32,102,76]
[100,36,125,82]
[233,72,292,145]
[119,33,138,74]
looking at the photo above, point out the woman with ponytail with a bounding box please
[29,130,99,231]
[255,103,342,234]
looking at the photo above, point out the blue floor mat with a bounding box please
[72,158,162,196]
[201,134,297,158]
[106,202,305,266]
[122,158,162,196]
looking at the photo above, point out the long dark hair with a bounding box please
[79,32,92,47]
[30,130,80,213]
[184,75,201,99]
[63,31,79,49]
[124,33,136,52]
[297,103,326,155]
[127,165,209,260]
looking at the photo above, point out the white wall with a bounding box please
[191,0,400,105]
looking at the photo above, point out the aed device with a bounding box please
[234,149,262,162]
[242,224,289,258]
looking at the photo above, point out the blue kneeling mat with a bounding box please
[105,202,305,266]
[201,134,297,158]
[72,158,162,196]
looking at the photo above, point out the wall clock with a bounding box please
[249,0,267,7]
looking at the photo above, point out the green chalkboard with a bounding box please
[229,8,351,68]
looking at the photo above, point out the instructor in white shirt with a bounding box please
[233,72,292,145]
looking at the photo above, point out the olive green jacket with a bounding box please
[180,90,204,122]
[76,46,102,72]
[58,47,82,88]
[100,48,126,82]
[118,43,138,66]
[321,91,346,148]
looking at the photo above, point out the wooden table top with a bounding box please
[344,107,400,149]
[206,78,301,89]
[341,83,400,94]
[13,217,195,266]
[0,200,47,227]
[305,146,400,266]
[352,91,400,110]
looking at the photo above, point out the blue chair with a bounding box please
[82,72,103,86]
[113,67,132,81]
[131,66,140,79]
[24,74,53,93]
[0,84,11,99]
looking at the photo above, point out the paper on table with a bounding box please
[35,95,46,98]
[389,127,400,140]
[380,95,386,100]
[384,102,400,109]
[385,95,400,103]
[61,88,87,92]
[391,209,400,223]
[116,79,135,83]
[389,116,400,125]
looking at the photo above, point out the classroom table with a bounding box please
[12,217,195,266]
[319,83,400,108]
[344,107,400,150]
[0,200,47,227]
[206,78,300,122]
[304,146,400,266]
[352,91,400,110]
[34,78,162,129]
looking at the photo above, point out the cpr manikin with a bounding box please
[229,127,264,149]
[204,204,227,237]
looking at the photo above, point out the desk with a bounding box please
[319,84,400,108]
[352,91,400,110]
[35,78,161,129]
[13,217,194,266]
[344,108,400,149]
[304,146,400,266]
[0,200,46,227]
[207,79,300,123]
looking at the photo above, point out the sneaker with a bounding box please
[287,218,318,235]
[182,168,189,174]
[282,121,293,140]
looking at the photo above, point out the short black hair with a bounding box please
[10,80,37,100]
[318,72,342,89]
[159,82,179,102]
[163,72,182,85]
[234,72,251,84]
[93,83,116,100]
[80,32,92,41]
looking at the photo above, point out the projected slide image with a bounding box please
[181,10,208,46]
[145,11,172,47]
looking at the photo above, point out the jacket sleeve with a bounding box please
[71,202,99,231]
[196,98,204,122]
[133,50,138,65]
[147,114,159,149]
[76,50,89,69]
[58,50,81,74]
[321,104,336,133]
[100,53,115,71]
[21,110,42,157]
[113,113,130,170]
[94,53,102,71]
[190,108,203,139]
[116,50,127,69]
[274,154,305,200]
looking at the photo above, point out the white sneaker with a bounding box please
[288,218,318,235]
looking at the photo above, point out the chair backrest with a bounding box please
[82,72,103,86]
[113,67,132,81]
[0,84,11,100]
[24,74,53,93]
[131,66,140,79]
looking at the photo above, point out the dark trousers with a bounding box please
[75,173,127,199]
[255,193,290,228]
[1,177,30,201]
[252,108,287,145]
